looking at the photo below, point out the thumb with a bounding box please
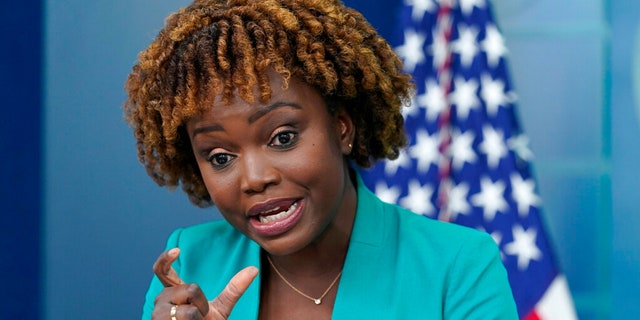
[207,266,259,319]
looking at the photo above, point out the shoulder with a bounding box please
[387,200,495,250]
[166,220,253,269]
[354,173,492,251]
[166,219,242,247]
[379,200,502,276]
[167,219,259,287]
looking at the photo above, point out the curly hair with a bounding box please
[124,0,414,207]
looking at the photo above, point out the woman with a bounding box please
[124,0,518,319]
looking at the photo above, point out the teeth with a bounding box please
[261,206,281,214]
[258,202,298,224]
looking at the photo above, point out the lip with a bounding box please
[248,198,304,237]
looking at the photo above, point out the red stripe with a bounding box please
[524,310,541,320]
[435,3,454,221]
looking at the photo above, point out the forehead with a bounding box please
[187,73,328,126]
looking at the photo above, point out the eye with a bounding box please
[207,152,235,169]
[269,130,298,149]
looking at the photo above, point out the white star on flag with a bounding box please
[404,0,437,22]
[445,182,471,220]
[375,181,402,204]
[418,78,447,121]
[451,25,480,67]
[399,179,435,216]
[470,177,508,222]
[458,0,486,16]
[449,129,477,170]
[479,125,508,169]
[450,77,481,120]
[409,130,441,172]
[384,149,412,176]
[508,134,534,162]
[510,173,542,217]
[481,24,508,67]
[480,73,509,116]
[396,29,427,73]
[504,225,542,270]
[403,96,421,119]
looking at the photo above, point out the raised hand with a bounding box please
[151,248,259,320]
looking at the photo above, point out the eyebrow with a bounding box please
[248,101,302,124]
[191,123,224,139]
[191,102,302,139]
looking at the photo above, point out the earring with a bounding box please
[347,143,353,154]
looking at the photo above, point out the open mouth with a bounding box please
[258,201,299,224]
[249,199,304,237]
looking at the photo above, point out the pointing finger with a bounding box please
[153,248,185,287]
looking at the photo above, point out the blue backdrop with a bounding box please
[2,0,639,319]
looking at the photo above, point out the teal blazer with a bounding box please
[142,175,518,319]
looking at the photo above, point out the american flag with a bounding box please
[358,0,577,318]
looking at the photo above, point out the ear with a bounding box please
[333,107,356,155]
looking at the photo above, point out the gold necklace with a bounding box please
[266,256,343,305]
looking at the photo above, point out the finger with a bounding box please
[152,301,204,320]
[208,266,259,319]
[153,248,185,287]
[183,284,210,317]
[154,284,210,318]
[172,304,205,320]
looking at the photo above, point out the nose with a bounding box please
[239,150,281,194]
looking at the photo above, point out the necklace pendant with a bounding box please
[314,299,321,305]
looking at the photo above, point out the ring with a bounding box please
[170,305,178,320]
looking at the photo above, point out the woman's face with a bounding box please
[186,74,356,256]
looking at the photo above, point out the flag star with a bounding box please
[446,182,471,220]
[430,26,450,69]
[449,129,477,170]
[481,24,508,67]
[458,0,486,16]
[479,125,508,169]
[450,77,480,120]
[401,97,420,120]
[402,96,421,119]
[470,177,508,222]
[510,173,541,217]
[451,25,480,67]
[508,134,534,162]
[396,29,427,73]
[417,79,447,122]
[409,130,441,172]
[405,0,437,22]
[480,73,508,116]
[384,149,413,176]
[375,181,402,204]
[504,225,542,270]
[399,179,435,216]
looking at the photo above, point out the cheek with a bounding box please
[203,178,236,204]
[284,140,345,186]
[197,165,237,207]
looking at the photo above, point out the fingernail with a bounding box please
[168,248,180,256]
